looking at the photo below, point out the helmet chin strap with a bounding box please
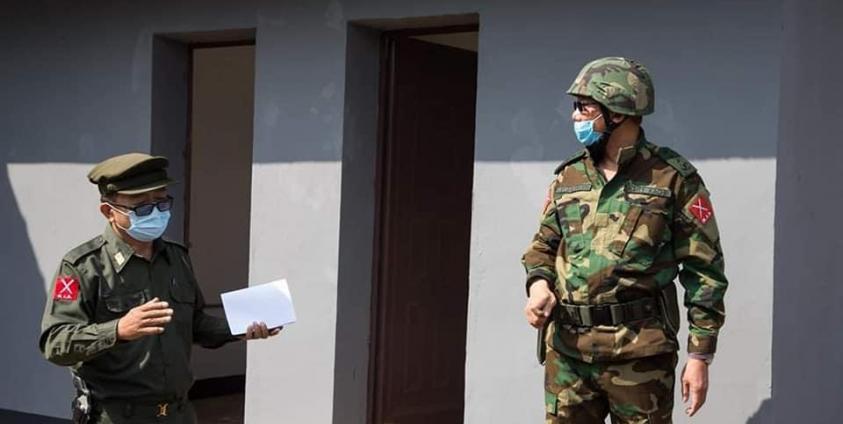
[588,104,626,163]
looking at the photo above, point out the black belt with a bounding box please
[555,297,659,327]
[96,396,187,419]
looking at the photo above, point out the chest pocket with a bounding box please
[169,276,196,304]
[554,183,593,258]
[100,289,150,320]
[168,256,197,332]
[609,183,672,267]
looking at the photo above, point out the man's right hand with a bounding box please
[524,279,557,328]
[117,298,174,341]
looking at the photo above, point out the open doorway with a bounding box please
[186,42,255,422]
[151,31,255,424]
[369,27,478,424]
[190,40,255,409]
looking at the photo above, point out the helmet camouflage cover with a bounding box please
[567,57,655,116]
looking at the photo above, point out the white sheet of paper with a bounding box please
[220,279,297,336]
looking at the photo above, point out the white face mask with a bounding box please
[109,205,171,242]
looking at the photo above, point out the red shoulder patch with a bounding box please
[53,276,80,302]
[688,195,714,225]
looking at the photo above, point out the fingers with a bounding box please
[255,322,269,339]
[541,296,557,317]
[141,307,174,319]
[135,326,166,337]
[524,305,542,328]
[245,323,256,340]
[141,315,172,327]
[681,362,708,417]
[686,386,707,416]
[529,314,547,328]
[245,322,264,339]
[244,323,281,339]
[525,295,552,328]
[138,298,169,311]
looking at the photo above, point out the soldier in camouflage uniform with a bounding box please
[522,57,728,423]
[40,153,280,424]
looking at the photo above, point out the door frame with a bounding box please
[366,24,479,424]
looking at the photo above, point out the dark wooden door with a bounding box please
[371,34,477,424]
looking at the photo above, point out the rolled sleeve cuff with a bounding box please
[687,332,717,355]
[525,268,556,296]
[689,353,714,365]
[97,319,119,349]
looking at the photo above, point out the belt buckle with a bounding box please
[156,402,169,418]
[591,305,612,326]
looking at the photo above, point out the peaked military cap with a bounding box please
[87,153,174,195]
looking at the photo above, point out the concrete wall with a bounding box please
[771,0,843,422]
[1,1,779,423]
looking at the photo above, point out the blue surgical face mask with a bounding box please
[573,114,604,146]
[111,206,171,242]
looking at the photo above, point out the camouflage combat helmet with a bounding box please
[567,57,654,116]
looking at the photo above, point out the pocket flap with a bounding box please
[104,290,148,313]
[169,280,196,304]
[625,182,672,198]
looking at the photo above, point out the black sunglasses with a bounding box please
[108,196,173,217]
[573,100,599,113]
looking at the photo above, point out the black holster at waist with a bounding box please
[71,373,91,424]
[555,297,659,327]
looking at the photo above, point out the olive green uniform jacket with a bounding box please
[40,225,235,402]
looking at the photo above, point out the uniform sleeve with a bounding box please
[192,285,237,349]
[521,181,561,295]
[179,253,237,349]
[673,174,728,355]
[39,261,119,366]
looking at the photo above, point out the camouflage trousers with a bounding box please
[545,348,677,424]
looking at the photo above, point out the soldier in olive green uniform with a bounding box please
[522,58,728,423]
[40,153,279,424]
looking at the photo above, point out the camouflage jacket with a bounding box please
[522,131,727,362]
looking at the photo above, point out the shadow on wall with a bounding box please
[746,397,772,424]
[0,161,72,417]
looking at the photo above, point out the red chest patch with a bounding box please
[688,195,714,225]
[53,276,80,302]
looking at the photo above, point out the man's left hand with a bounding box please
[681,358,709,417]
[242,322,282,340]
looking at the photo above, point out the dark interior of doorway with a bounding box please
[369,25,478,424]
[151,29,255,424]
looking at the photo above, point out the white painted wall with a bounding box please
[246,163,342,424]
[1,1,780,422]
[3,164,102,417]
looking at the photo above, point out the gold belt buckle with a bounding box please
[156,402,169,417]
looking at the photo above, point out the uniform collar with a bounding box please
[102,225,170,273]
[583,128,647,169]
[613,129,647,168]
